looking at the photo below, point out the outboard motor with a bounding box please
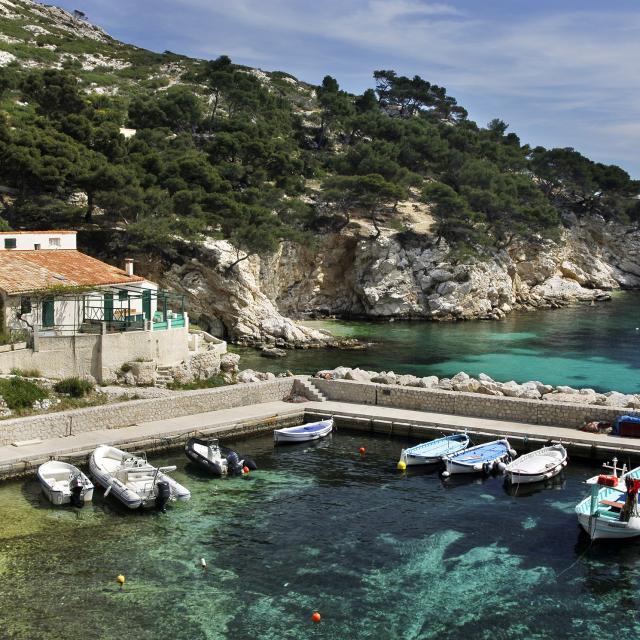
[70,475,84,508]
[155,481,171,513]
[226,451,243,475]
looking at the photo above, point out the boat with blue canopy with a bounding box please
[274,418,333,444]
[398,433,469,467]
[443,438,515,476]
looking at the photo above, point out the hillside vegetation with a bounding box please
[0,0,638,268]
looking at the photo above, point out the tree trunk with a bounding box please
[84,190,94,223]
[224,252,251,274]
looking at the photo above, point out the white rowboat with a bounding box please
[399,433,469,466]
[274,418,333,444]
[504,444,568,484]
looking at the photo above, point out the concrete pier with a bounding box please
[2,396,640,480]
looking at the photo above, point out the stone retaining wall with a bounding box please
[311,379,640,428]
[0,378,296,446]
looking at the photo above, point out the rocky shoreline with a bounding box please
[164,214,640,347]
[314,367,640,409]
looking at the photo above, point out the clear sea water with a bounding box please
[234,292,640,393]
[2,432,640,640]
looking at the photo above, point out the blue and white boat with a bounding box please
[443,438,515,476]
[398,433,469,467]
[576,458,640,540]
[273,418,333,444]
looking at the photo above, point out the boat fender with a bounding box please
[508,449,517,458]
[483,462,492,475]
[241,456,258,471]
[473,463,483,472]
[441,471,450,478]
[70,475,84,508]
[496,461,507,473]
[155,481,171,513]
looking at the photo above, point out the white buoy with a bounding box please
[442,470,450,478]
[200,558,207,569]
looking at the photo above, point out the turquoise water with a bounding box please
[234,293,640,393]
[2,432,640,639]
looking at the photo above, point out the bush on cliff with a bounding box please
[0,377,48,410]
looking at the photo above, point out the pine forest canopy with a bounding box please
[0,34,639,267]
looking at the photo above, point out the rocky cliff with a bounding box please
[165,214,640,345]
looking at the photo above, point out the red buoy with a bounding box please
[242,466,250,474]
[311,612,321,623]
[359,447,366,455]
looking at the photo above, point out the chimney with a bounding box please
[124,258,134,276]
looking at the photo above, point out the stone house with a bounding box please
[0,230,199,382]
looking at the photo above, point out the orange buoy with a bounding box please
[242,466,250,474]
[311,612,321,623]
[359,447,366,455]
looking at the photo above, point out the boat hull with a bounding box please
[37,461,94,506]
[274,419,333,444]
[504,445,568,484]
[577,512,640,540]
[90,445,190,510]
[185,438,257,476]
[400,434,469,466]
[444,439,513,476]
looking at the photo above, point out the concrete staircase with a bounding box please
[155,366,174,388]
[294,376,327,402]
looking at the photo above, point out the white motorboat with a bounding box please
[504,444,567,484]
[274,418,333,444]
[576,458,640,541]
[37,460,94,507]
[89,445,190,511]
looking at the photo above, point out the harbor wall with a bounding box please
[311,379,640,428]
[0,378,297,446]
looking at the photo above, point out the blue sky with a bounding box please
[52,0,640,177]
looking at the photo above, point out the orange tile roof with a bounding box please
[0,250,145,295]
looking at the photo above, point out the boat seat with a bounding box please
[600,499,624,510]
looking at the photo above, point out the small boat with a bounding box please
[504,444,568,484]
[398,433,469,467]
[37,460,94,507]
[274,418,333,444]
[443,438,515,476]
[185,437,258,477]
[89,445,190,511]
[576,458,640,540]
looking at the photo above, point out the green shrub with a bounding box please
[167,374,230,391]
[0,377,48,410]
[53,377,93,398]
[9,367,41,378]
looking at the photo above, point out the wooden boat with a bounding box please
[576,458,640,540]
[398,433,469,467]
[504,444,567,484]
[37,460,94,507]
[185,437,258,476]
[443,438,515,476]
[89,445,190,511]
[274,418,333,444]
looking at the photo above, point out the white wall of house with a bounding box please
[0,322,191,381]
[0,232,77,251]
[3,281,160,333]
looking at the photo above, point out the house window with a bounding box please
[4,238,16,249]
[118,290,128,301]
[20,297,32,315]
[34,244,41,250]
[49,237,61,247]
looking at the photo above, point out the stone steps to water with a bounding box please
[295,377,327,402]
[155,366,174,388]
